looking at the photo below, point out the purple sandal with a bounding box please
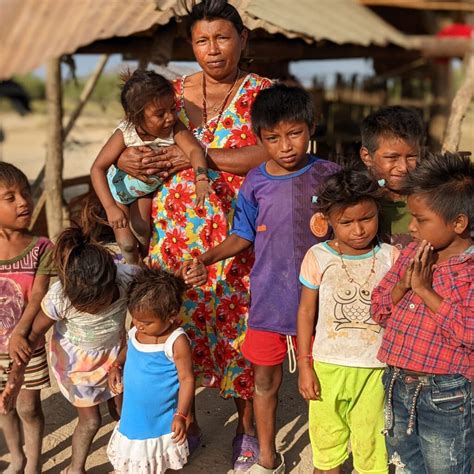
[232,434,259,472]
[187,431,203,458]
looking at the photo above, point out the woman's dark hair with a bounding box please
[360,106,424,155]
[54,224,117,313]
[120,69,174,129]
[186,0,245,33]
[401,152,473,223]
[0,162,31,192]
[315,166,384,216]
[250,84,314,137]
[127,267,186,320]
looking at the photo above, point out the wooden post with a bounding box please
[63,54,108,137]
[45,57,64,239]
[443,53,474,153]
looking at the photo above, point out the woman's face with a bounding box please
[191,19,247,81]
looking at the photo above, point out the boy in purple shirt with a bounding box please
[189,84,339,472]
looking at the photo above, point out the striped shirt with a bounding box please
[372,243,473,379]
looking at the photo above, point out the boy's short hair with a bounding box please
[401,152,473,223]
[251,83,314,137]
[360,106,424,154]
[0,162,30,191]
[127,267,186,320]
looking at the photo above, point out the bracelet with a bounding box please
[173,411,188,420]
[296,354,313,361]
[195,175,209,183]
[109,362,122,372]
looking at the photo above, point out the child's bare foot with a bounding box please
[2,456,26,474]
[24,460,41,474]
[61,467,85,474]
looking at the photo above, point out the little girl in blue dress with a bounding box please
[107,267,194,473]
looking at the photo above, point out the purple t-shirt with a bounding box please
[232,156,340,335]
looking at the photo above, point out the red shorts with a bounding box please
[242,327,296,366]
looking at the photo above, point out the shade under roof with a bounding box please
[0,0,409,80]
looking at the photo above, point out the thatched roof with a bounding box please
[0,0,409,80]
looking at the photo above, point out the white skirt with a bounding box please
[107,425,189,473]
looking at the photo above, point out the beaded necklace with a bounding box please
[199,69,240,143]
[335,241,376,288]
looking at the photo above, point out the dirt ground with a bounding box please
[0,106,472,473]
[0,364,320,473]
[0,110,318,473]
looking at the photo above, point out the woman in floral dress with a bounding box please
[117,1,271,469]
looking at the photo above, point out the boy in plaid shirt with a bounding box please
[372,152,473,473]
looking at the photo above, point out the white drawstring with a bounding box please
[286,335,297,374]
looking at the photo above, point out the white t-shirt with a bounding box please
[299,241,399,368]
[42,264,137,349]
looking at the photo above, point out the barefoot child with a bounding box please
[187,84,339,472]
[1,225,136,474]
[91,69,211,264]
[107,267,194,473]
[297,168,399,474]
[0,163,54,474]
[372,152,473,472]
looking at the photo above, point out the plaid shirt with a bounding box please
[372,243,474,379]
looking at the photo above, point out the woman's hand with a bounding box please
[116,146,171,183]
[106,205,128,229]
[171,416,187,445]
[108,367,123,395]
[151,145,192,178]
[298,364,321,401]
[8,332,32,366]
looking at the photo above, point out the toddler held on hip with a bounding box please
[91,69,211,264]
[1,223,136,474]
[107,267,194,474]
[0,162,54,474]
[297,167,399,474]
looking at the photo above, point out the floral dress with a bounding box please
[148,73,272,399]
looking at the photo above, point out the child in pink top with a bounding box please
[0,162,54,473]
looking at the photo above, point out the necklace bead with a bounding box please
[201,69,240,144]
[336,242,376,288]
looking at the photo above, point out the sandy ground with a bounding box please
[0,110,318,473]
[0,106,472,473]
[0,364,317,473]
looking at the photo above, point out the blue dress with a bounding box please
[107,327,189,473]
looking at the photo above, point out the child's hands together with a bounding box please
[8,332,32,366]
[411,240,435,294]
[108,366,123,395]
[171,415,187,444]
[106,205,128,229]
[397,258,414,292]
[298,365,321,401]
[195,180,211,208]
[180,258,208,287]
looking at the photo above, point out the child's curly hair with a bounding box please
[315,166,384,216]
[127,267,186,321]
[120,69,174,129]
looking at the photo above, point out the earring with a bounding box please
[377,179,386,187]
